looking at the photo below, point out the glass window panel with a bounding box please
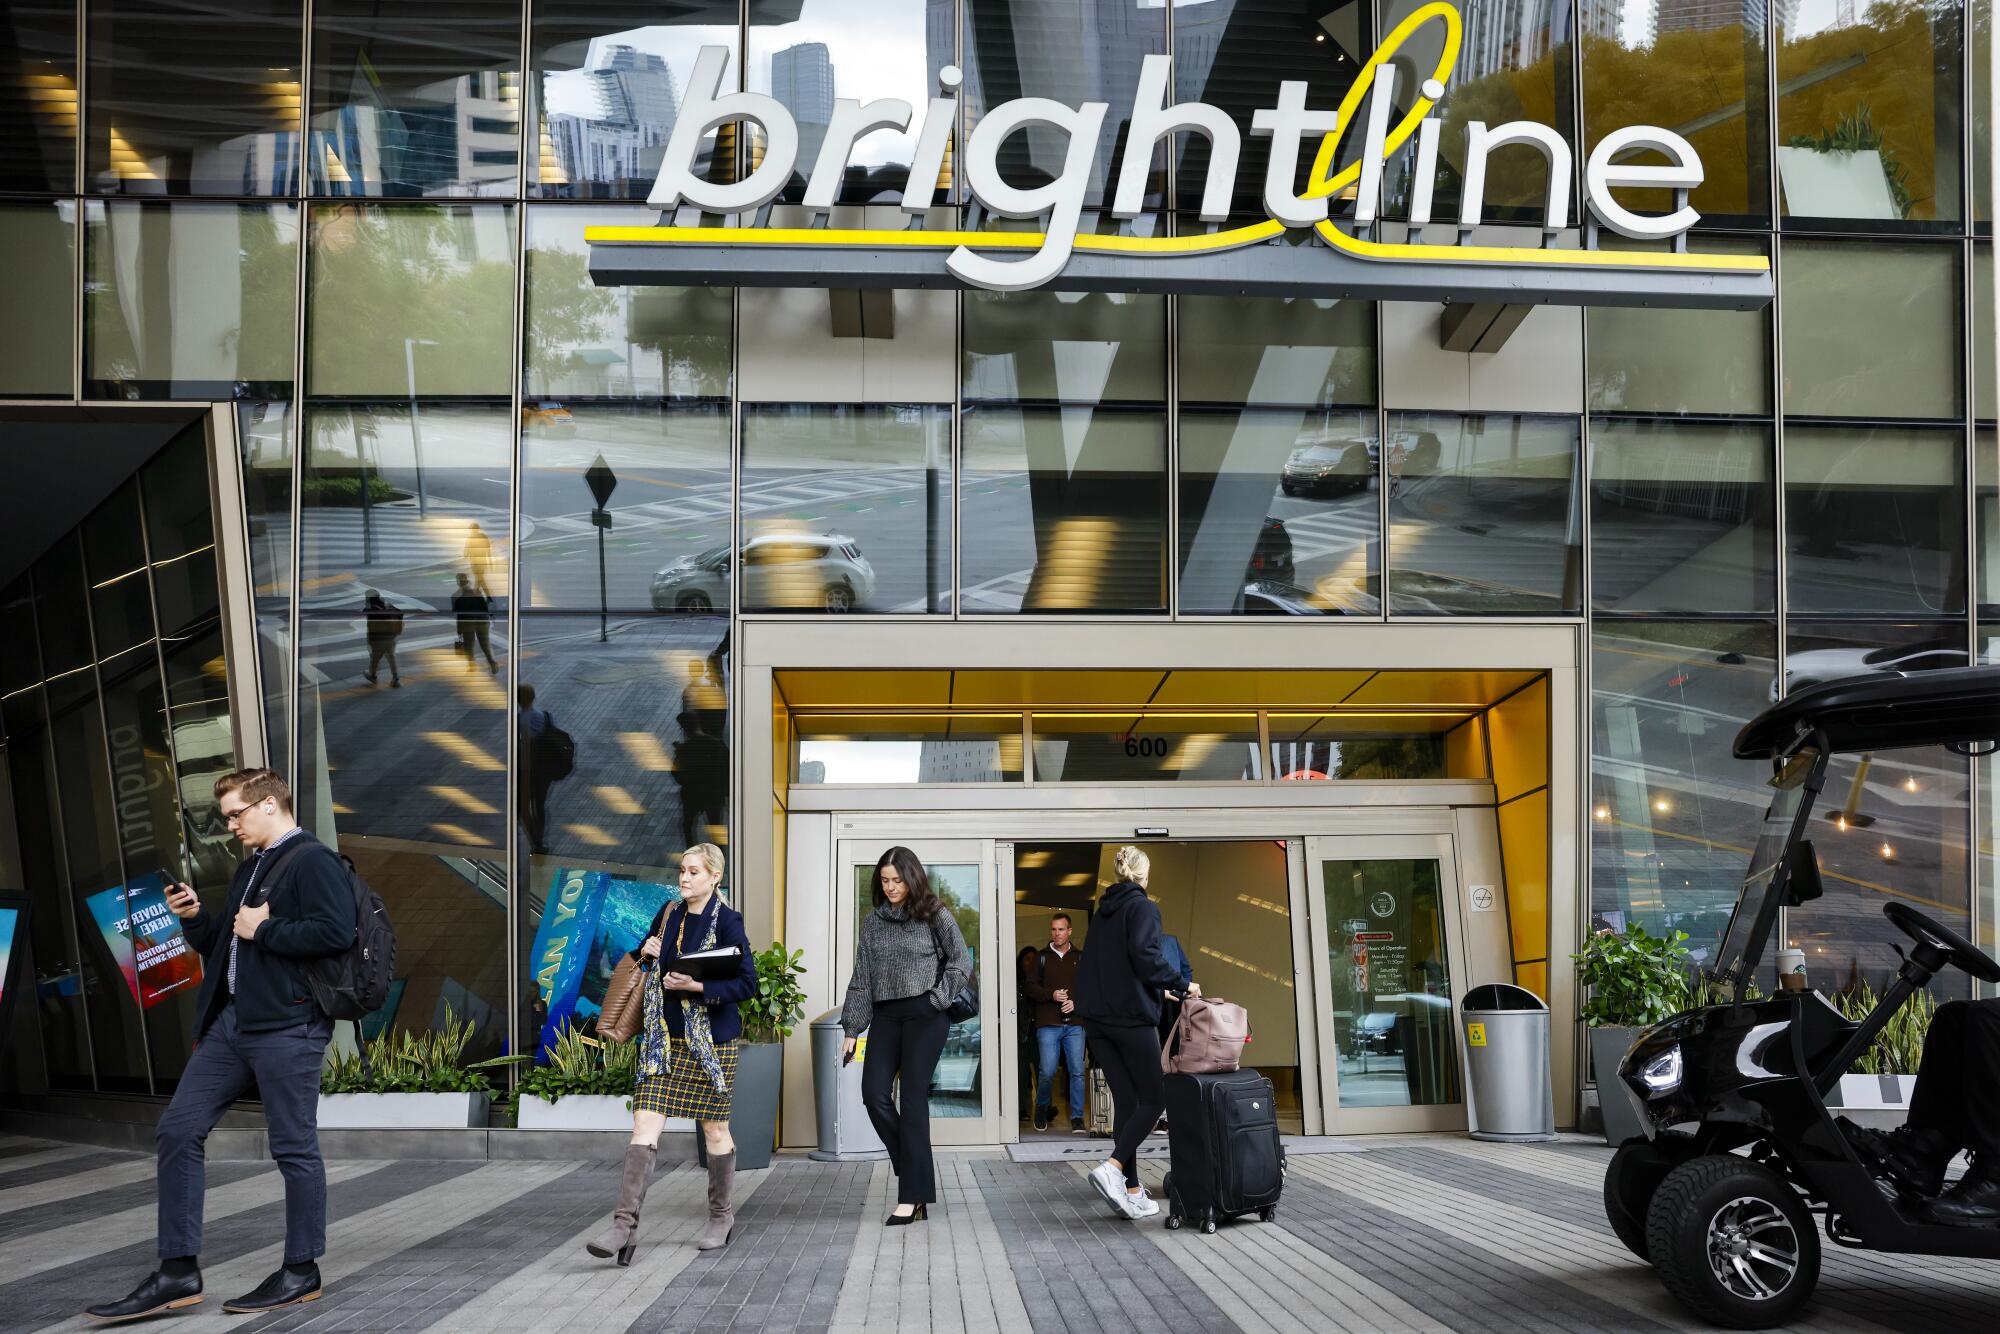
[0,0,78,193]
[300,401,514,609]
[34,534,95,717]
[1579,0,1768,225]
[7,726,92,1087]
[1171,1,1370,218]
[1269,714,1487,780]
[1777,0,1960,226]
[1590,620,1777,967]
[516,613,729,869]
[238,402,294,773]
[309,0,521,197]
[962,0,1167,211]
[1385,411,1582,615]
[1587,235,1770,415]
[522,402,730,612]
[308,203,517,398]
[1784,424,1964,617]
[0,200,75,398]
[1980,427,1997,620]
[1179,405,1379,615]
[84,200,298,401]
[1178,296,1375,408]
[1784,620,1971,998]
[1323,856,1460,1107]
[530,0,741,199]
[141,421,222,638]
[1030,714,1261,781]
[1590,418,1774,615]
[1781,239,1960,419]
[795,714,1024,783]
[747,0,953,205]
[739,404,951,613]
[85,0,301,196]
[524,205,732,400]
[964,290,1166,403]
[1378,0,1575,226]
[1,577,44,745]
[1976,2,1991,229]
[1977,245,1993,423]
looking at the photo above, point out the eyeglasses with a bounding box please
[220,801,264,824]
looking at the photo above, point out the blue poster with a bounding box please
[528,869,676,1060]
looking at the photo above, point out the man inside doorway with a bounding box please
[1024,913,1087,1133]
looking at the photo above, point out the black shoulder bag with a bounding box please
[931,913,978,1023]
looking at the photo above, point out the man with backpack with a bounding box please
[87,768,355,1323]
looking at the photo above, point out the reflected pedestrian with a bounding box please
[362,590,403,687]
[463,521,495,593]
[518,684,553,855]
[841,846,973,1224]
[452,573,497,673]
[673,718,727,847]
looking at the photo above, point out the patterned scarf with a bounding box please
[636,897,729,1094]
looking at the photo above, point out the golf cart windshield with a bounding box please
[1708,746,1823,992]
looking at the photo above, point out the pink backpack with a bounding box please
[1161,996,1250,1074]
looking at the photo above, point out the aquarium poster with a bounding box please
[529,868,676,1059]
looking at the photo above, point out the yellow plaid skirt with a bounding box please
[633,1035,737,1121]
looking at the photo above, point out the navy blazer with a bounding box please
[630,895,758,1043]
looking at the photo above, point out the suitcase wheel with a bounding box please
[1260,1206,1277,1222]
[1200,1217,1218,1235]
[1165,1214,1183,1230]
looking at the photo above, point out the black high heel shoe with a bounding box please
[885,1203,928,1226]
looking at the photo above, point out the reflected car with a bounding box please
[1772,643,1970,702]
[1280,436,1371,496]
[1366,431,1442,475]
[522,400,576,436]
[652,534,876,613]
[1235,580,1355,615]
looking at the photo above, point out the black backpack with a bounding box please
[304,853,397,1020]
[535,721,576,782]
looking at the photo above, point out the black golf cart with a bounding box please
[1603,665,2000,1328]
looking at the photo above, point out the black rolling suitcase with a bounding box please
[1161,1067,1285,1233]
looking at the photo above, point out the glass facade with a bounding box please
[0,0,1996,1091]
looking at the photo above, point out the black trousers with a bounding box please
[1908,998,2000,1158]
[157,1006,333,1263]
[1083,1019,1165,1188]
[861,995,950,1205]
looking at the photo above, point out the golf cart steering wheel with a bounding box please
[1884,901,2000,983]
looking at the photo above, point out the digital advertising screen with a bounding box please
[0,903,18,1014]
[528,869,677,1060]
[84,872,204,1010]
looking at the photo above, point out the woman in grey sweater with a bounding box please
[841,846,973,1223]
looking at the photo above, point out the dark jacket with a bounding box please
[185,831,354,1039]
[1160,933,1194,990]
[841,903,973,1037]
[629,895,758,1043]
[1022,944,1083,1028]
[1074,881,1181,1029]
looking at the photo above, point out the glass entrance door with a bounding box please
[1304,833,1470,1133]
[835,838,1001,1145]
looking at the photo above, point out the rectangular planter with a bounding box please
[697,1041,783,1171]
[1825,1072,1915,1111]
[1588,1026,1646,1147]
[516,1094,633,1131]
[317,1092,488,1129]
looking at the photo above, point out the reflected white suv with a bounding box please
[650,534,875,613]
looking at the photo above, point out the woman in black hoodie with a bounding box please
[1074,845,1197,1219]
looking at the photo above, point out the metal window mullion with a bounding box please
[504,96,530,1077]
[290,0,313,788]
[1166,289,1178,619]
[28,566,98,1090]
[71,0,85,404]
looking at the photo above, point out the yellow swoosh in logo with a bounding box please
[589,2,1768,276]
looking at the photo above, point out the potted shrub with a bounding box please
[1573,924,1691,1145]
[705,943,807,1171]
[481,1024,640,1131]
[318,1006,492,1129]
[1828,981,1932,1115]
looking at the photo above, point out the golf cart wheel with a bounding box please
[1605,1132,1693,1261]
[1646,1155,1820,1329]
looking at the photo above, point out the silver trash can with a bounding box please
[1461,983,1556,1142]
[808,1010,887,1161]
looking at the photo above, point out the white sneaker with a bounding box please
[1127,1189,1160,1219]
[1088,1160,1135,1216]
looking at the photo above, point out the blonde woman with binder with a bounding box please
[587,843,756,1262]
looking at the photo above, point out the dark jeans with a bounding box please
[1908,998,2000,1157]
[1083,1019,1165,1188]
[861,995,950,1205]
[158,1006,333,1264]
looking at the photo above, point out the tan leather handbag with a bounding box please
[596,956,648,1044]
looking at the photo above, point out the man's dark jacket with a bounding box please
[1022,944,1083,1028]
[183,831,354,1039]
[1075,881,1181,1028]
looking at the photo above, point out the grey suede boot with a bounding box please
[586,1143,656,1265]
[696,1151,736,1251]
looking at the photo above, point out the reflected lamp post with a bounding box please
[404,338,438,517]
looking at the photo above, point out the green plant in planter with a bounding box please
[1832,981,1936,1076]
[740,943,808,1044]
[1573,924,1693,1028]
[320,1005,492,1095]
[475,1021,639,1106]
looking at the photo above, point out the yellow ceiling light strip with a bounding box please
[588,2,1765,278]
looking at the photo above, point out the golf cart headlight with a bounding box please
[1636,1043,1683,1095]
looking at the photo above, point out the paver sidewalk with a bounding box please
[1,1132,1995,1334]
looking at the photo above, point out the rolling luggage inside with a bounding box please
[1161,1068,1284,1233]
[1086,1066,1114,1136]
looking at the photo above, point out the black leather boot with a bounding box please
[1840,1117,1954,1196]
[223,1263,322,1313]
[84,1269,203,1324]
[1927,1156,2000,1226]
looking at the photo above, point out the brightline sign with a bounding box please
[588,4,1772,310]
